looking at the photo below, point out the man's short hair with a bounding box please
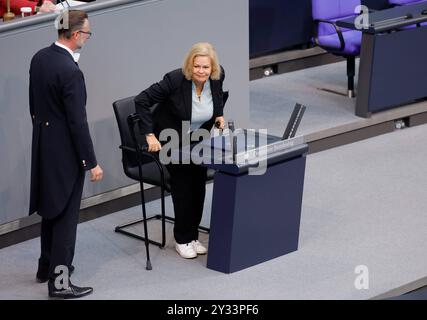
[57,10,88,39]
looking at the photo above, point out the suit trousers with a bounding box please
[38,171,85,280]
[166,162,207,244]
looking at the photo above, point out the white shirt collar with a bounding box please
[55,41,80,63]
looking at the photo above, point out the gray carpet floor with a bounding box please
[1,123,427,300]
[249,60,361,137]
[1,61,426,299]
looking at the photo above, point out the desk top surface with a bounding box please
[171,133,308,175]
[337,2,427,34]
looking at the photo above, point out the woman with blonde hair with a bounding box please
[135,42,226,259]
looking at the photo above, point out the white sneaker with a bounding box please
[191,240,207,255]
[175,243,197,259]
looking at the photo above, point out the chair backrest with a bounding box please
[312,0,361,20]
[113,91,230,171]
[113,96,150,172]
[223,91,229,106]
[312,0,361,36]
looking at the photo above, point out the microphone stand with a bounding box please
[58,0,72,8]
[3,0,15,22]
[57,0,66,9]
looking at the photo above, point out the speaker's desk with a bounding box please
[181,133,308,273]
[336,2,427,117]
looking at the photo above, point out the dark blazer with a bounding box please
[134,67,225,139]
[29,43,97,219]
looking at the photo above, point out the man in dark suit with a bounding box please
[29,9,103,299]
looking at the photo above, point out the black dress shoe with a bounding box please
[36,265,75,283]
[48,280,93,299]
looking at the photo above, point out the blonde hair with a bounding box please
[182,42,221,81]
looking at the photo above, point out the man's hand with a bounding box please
[90,165,103,182]
[39,1,56,13]
[146,134,162,152]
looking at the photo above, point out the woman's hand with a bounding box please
[146,134,162,152]
[214,116,225,130]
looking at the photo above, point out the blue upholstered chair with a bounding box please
[312,0,362,98]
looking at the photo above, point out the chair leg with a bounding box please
[347,56,356,98]
[160,182,166,246]
[138,178,152,270]
[115,212,210,242]
[115,220,165,247]
[114,184,210,263]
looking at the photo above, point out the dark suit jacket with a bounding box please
[134,67,225,139]
[29,43,97,219]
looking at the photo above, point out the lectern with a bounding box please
[199,132,308,273]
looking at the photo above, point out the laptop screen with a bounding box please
[201,103,306,151]
[282,103,306,140]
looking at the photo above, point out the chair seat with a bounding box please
[126,164,216,192]
[126,162,172,192]
[318,30,362,55]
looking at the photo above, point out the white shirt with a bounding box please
[54,41,80,63]
[190,81,213,132]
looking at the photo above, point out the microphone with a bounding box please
[56,0,66,9]
[232,134,237,163]
[3,0,16,21]
[56,0,71,9]
[227,120,235,133]
[227,119,236,162]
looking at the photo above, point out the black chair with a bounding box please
[113,97,170,270]
[112,91,229,269]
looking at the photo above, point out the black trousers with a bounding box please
[38,171,85,280]
[166,162,207,244]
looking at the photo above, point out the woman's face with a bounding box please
[192,56,212,84]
